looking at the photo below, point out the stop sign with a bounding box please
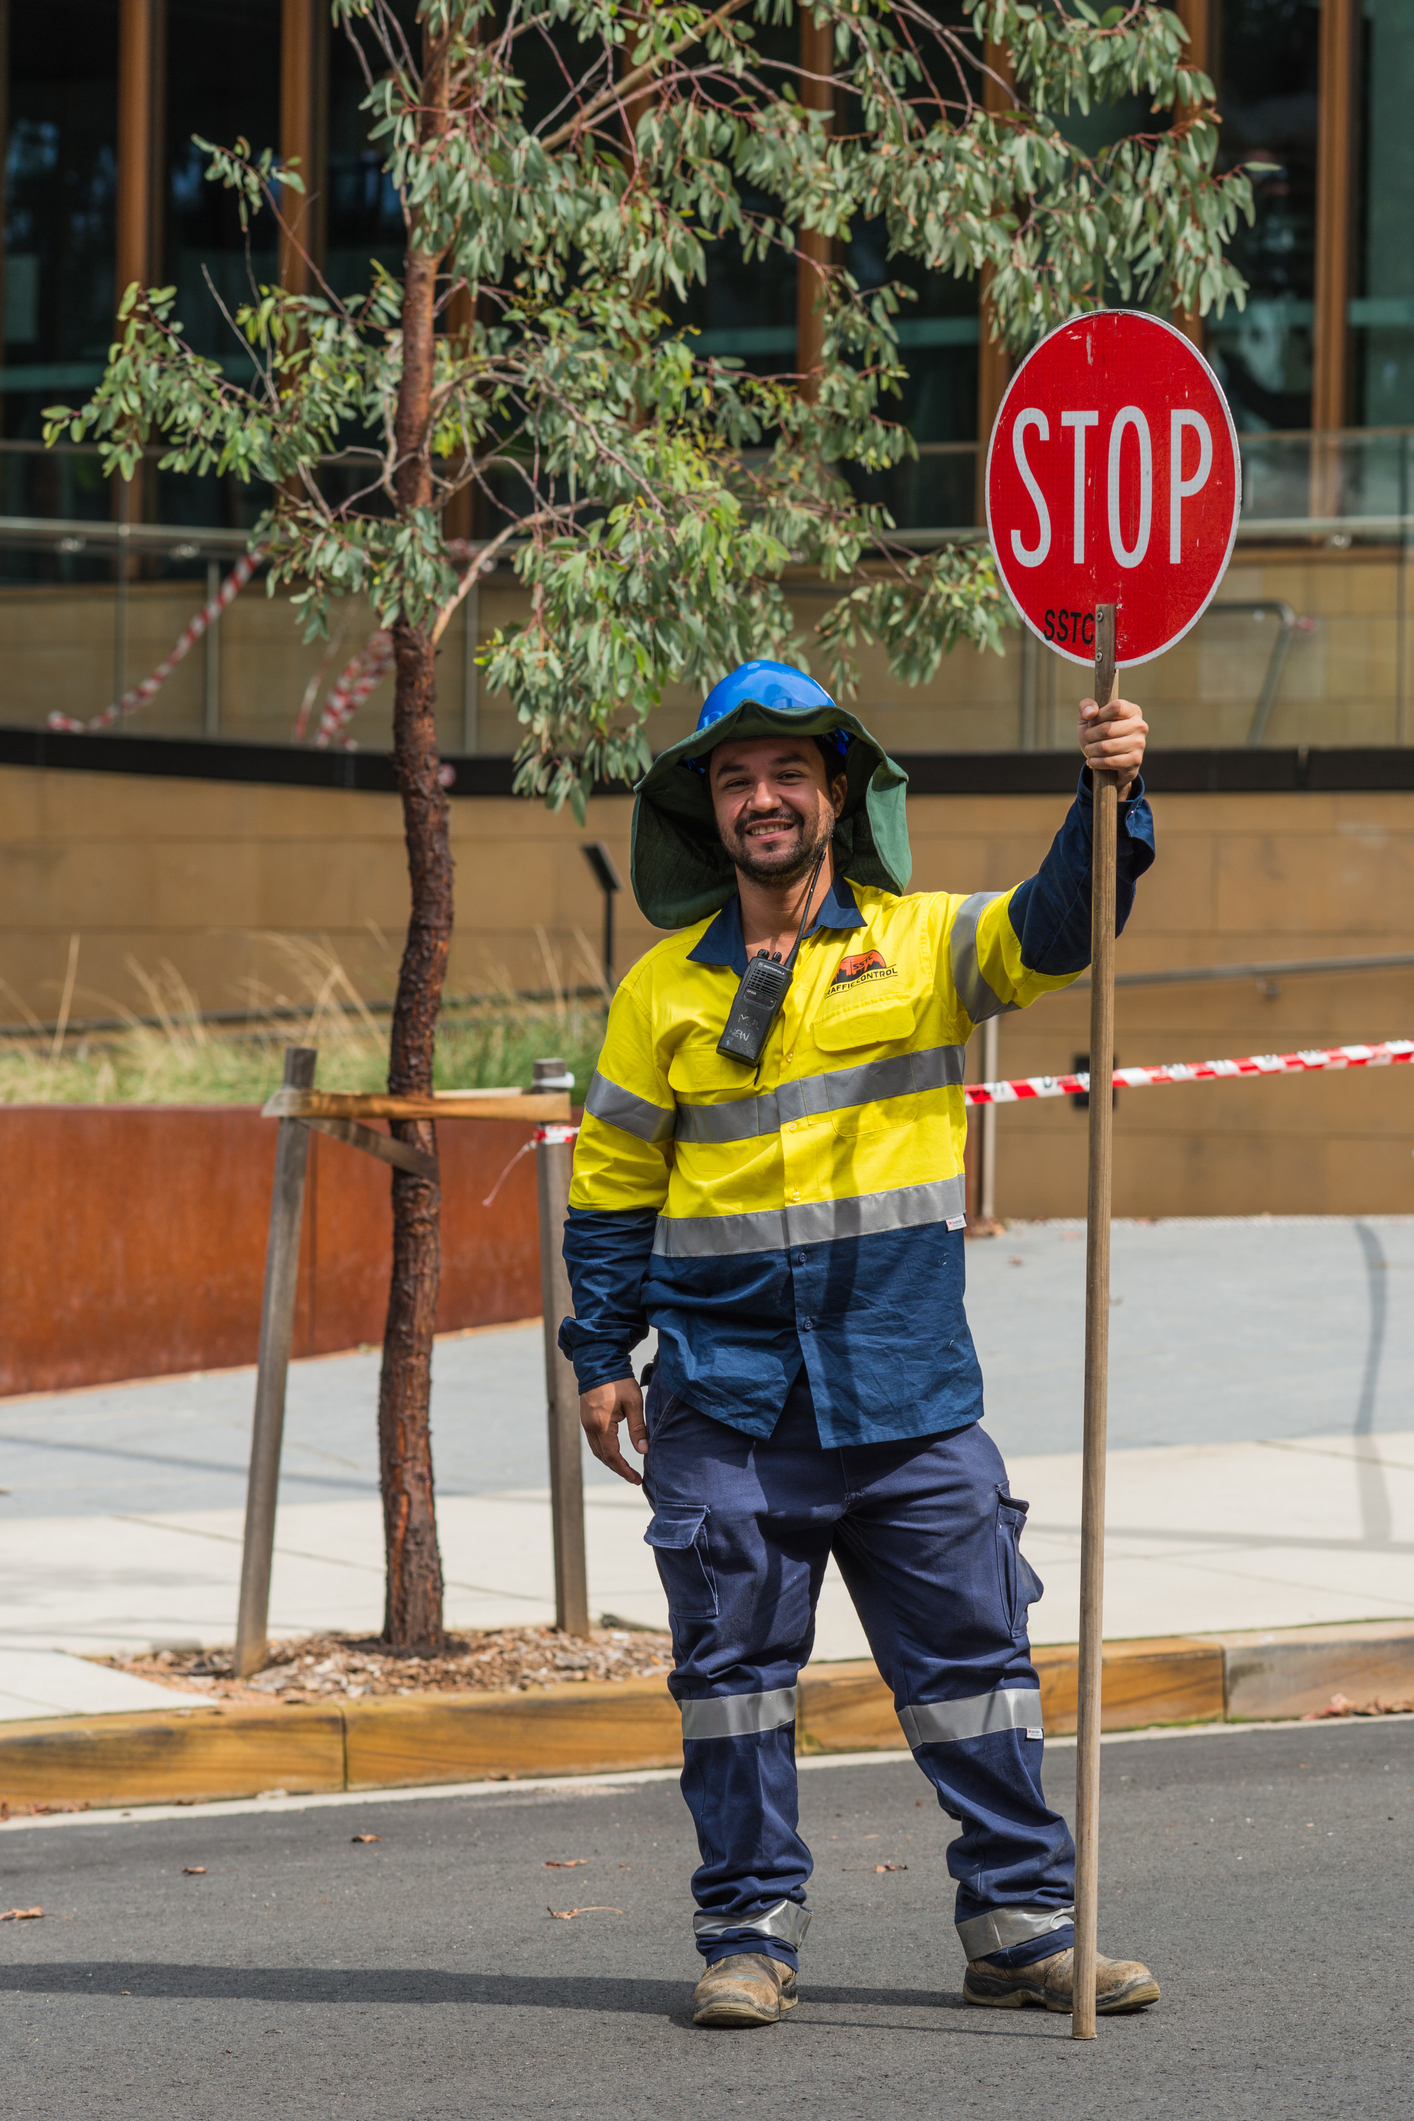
[984,311,1240,667]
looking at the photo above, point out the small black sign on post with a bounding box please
[581,842,623,991]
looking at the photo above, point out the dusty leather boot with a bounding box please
[963,1946,1159,2014]
[692,1952,799,2027]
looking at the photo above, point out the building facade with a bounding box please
[1,1,1412,755]
[0,1,1410,1223]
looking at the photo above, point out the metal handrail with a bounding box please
[1074,951,1414,993]
[1196,601,1317,747]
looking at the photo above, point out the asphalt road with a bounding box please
[1,1719,1409,2119]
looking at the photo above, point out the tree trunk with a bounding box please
[378,614,452,1648]
[379,28,453,1649]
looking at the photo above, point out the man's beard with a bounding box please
[722,803,835,887]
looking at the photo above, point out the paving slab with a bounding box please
[0,1649,208,1721]
[0,1220,1409,1691]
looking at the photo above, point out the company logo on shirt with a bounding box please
[829,948,895,989]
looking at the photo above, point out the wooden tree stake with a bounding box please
[535,1104,591,1639]
[235,1045,317,1679]
[1073,607,1119,2040]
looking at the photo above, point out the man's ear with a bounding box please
[830,773,848,819]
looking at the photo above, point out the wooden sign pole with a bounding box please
[1073,605,1120,2040]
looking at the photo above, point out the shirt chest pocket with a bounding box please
[808,995,924,1139]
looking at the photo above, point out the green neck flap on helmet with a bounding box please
[629,700,911,931]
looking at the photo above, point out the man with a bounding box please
[560,660,1157,2028]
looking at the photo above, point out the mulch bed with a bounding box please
[100,1624,674,1706]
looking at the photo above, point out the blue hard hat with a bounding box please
[686,660,850,770]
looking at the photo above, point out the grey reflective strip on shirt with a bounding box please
[680,1686,798,1741]
[651,1173,967,1259]
[955,1904,1074,1959]
[583,1070,675,1144]
[674,1043,967,1146]
[949,891,1018,1026]
[897,1686,1043,1750]
[693,1898,813,1949]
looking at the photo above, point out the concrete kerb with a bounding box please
[2,1620,1410,1812]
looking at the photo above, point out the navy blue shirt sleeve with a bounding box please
[1007,768,1155,977]
[559,1205,658,1391]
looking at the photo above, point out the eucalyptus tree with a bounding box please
[47,0,1251,1646]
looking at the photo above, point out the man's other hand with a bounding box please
[1077,693,1148,800]
[580,1377,647,1485]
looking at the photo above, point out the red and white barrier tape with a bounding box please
[47,549,263,733]
[309,558,481,749]
[510,1042,1412,1160]
[47,541,476,749]
[963,1039,1413,1106]
[314,629,395,748]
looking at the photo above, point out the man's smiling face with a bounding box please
[708,736,846,887]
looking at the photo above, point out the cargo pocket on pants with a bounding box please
[996,1492,1043,1637]
[644,1504,718,1620]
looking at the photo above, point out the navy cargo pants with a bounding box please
[642,1371,1075,1971]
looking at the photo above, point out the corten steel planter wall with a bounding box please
[0,1107,541,1397]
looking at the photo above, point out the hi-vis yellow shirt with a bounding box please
[560,782,1154,1446]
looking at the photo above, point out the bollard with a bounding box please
[234,1045,317,1678]
[532,1058,591,1638]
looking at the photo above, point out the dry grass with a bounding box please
[0,936,610,1106]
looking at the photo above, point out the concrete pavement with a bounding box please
[0,1717,1408,2119]
[1,1218,1410,1707]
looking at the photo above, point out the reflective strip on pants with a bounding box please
[693,1898,812,1949]
[955,1903,1075,1959]
[680,1686,798,1741]
[897,1686,1043,1750]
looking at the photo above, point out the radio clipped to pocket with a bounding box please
[717,952,792,1065]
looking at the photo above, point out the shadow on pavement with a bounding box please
[0,1961,1066,2033]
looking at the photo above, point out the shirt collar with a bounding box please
[687,872,864,976]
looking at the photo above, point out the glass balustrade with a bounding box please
[2,428,1411,756]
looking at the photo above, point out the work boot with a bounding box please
[692,1952,799,2028]
[963,1946,1159,2014]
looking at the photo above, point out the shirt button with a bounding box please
[796,1251,806,1266]
[800,1318,813,1332]
[788,1189,800,1201]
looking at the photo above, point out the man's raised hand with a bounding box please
[579,1376,647,1485]
[1077,693,1148,800]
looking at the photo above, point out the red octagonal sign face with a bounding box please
[985,311,1241,668]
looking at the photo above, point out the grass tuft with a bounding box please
[0,940,610,1106]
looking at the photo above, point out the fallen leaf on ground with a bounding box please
[1303,1693,1414,1721]
[1,1908,43,1921]
[547,1906,623,1919]
[351,1834,382,1844]
[182,1866,207,1876]
[544,1859,587,1868]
